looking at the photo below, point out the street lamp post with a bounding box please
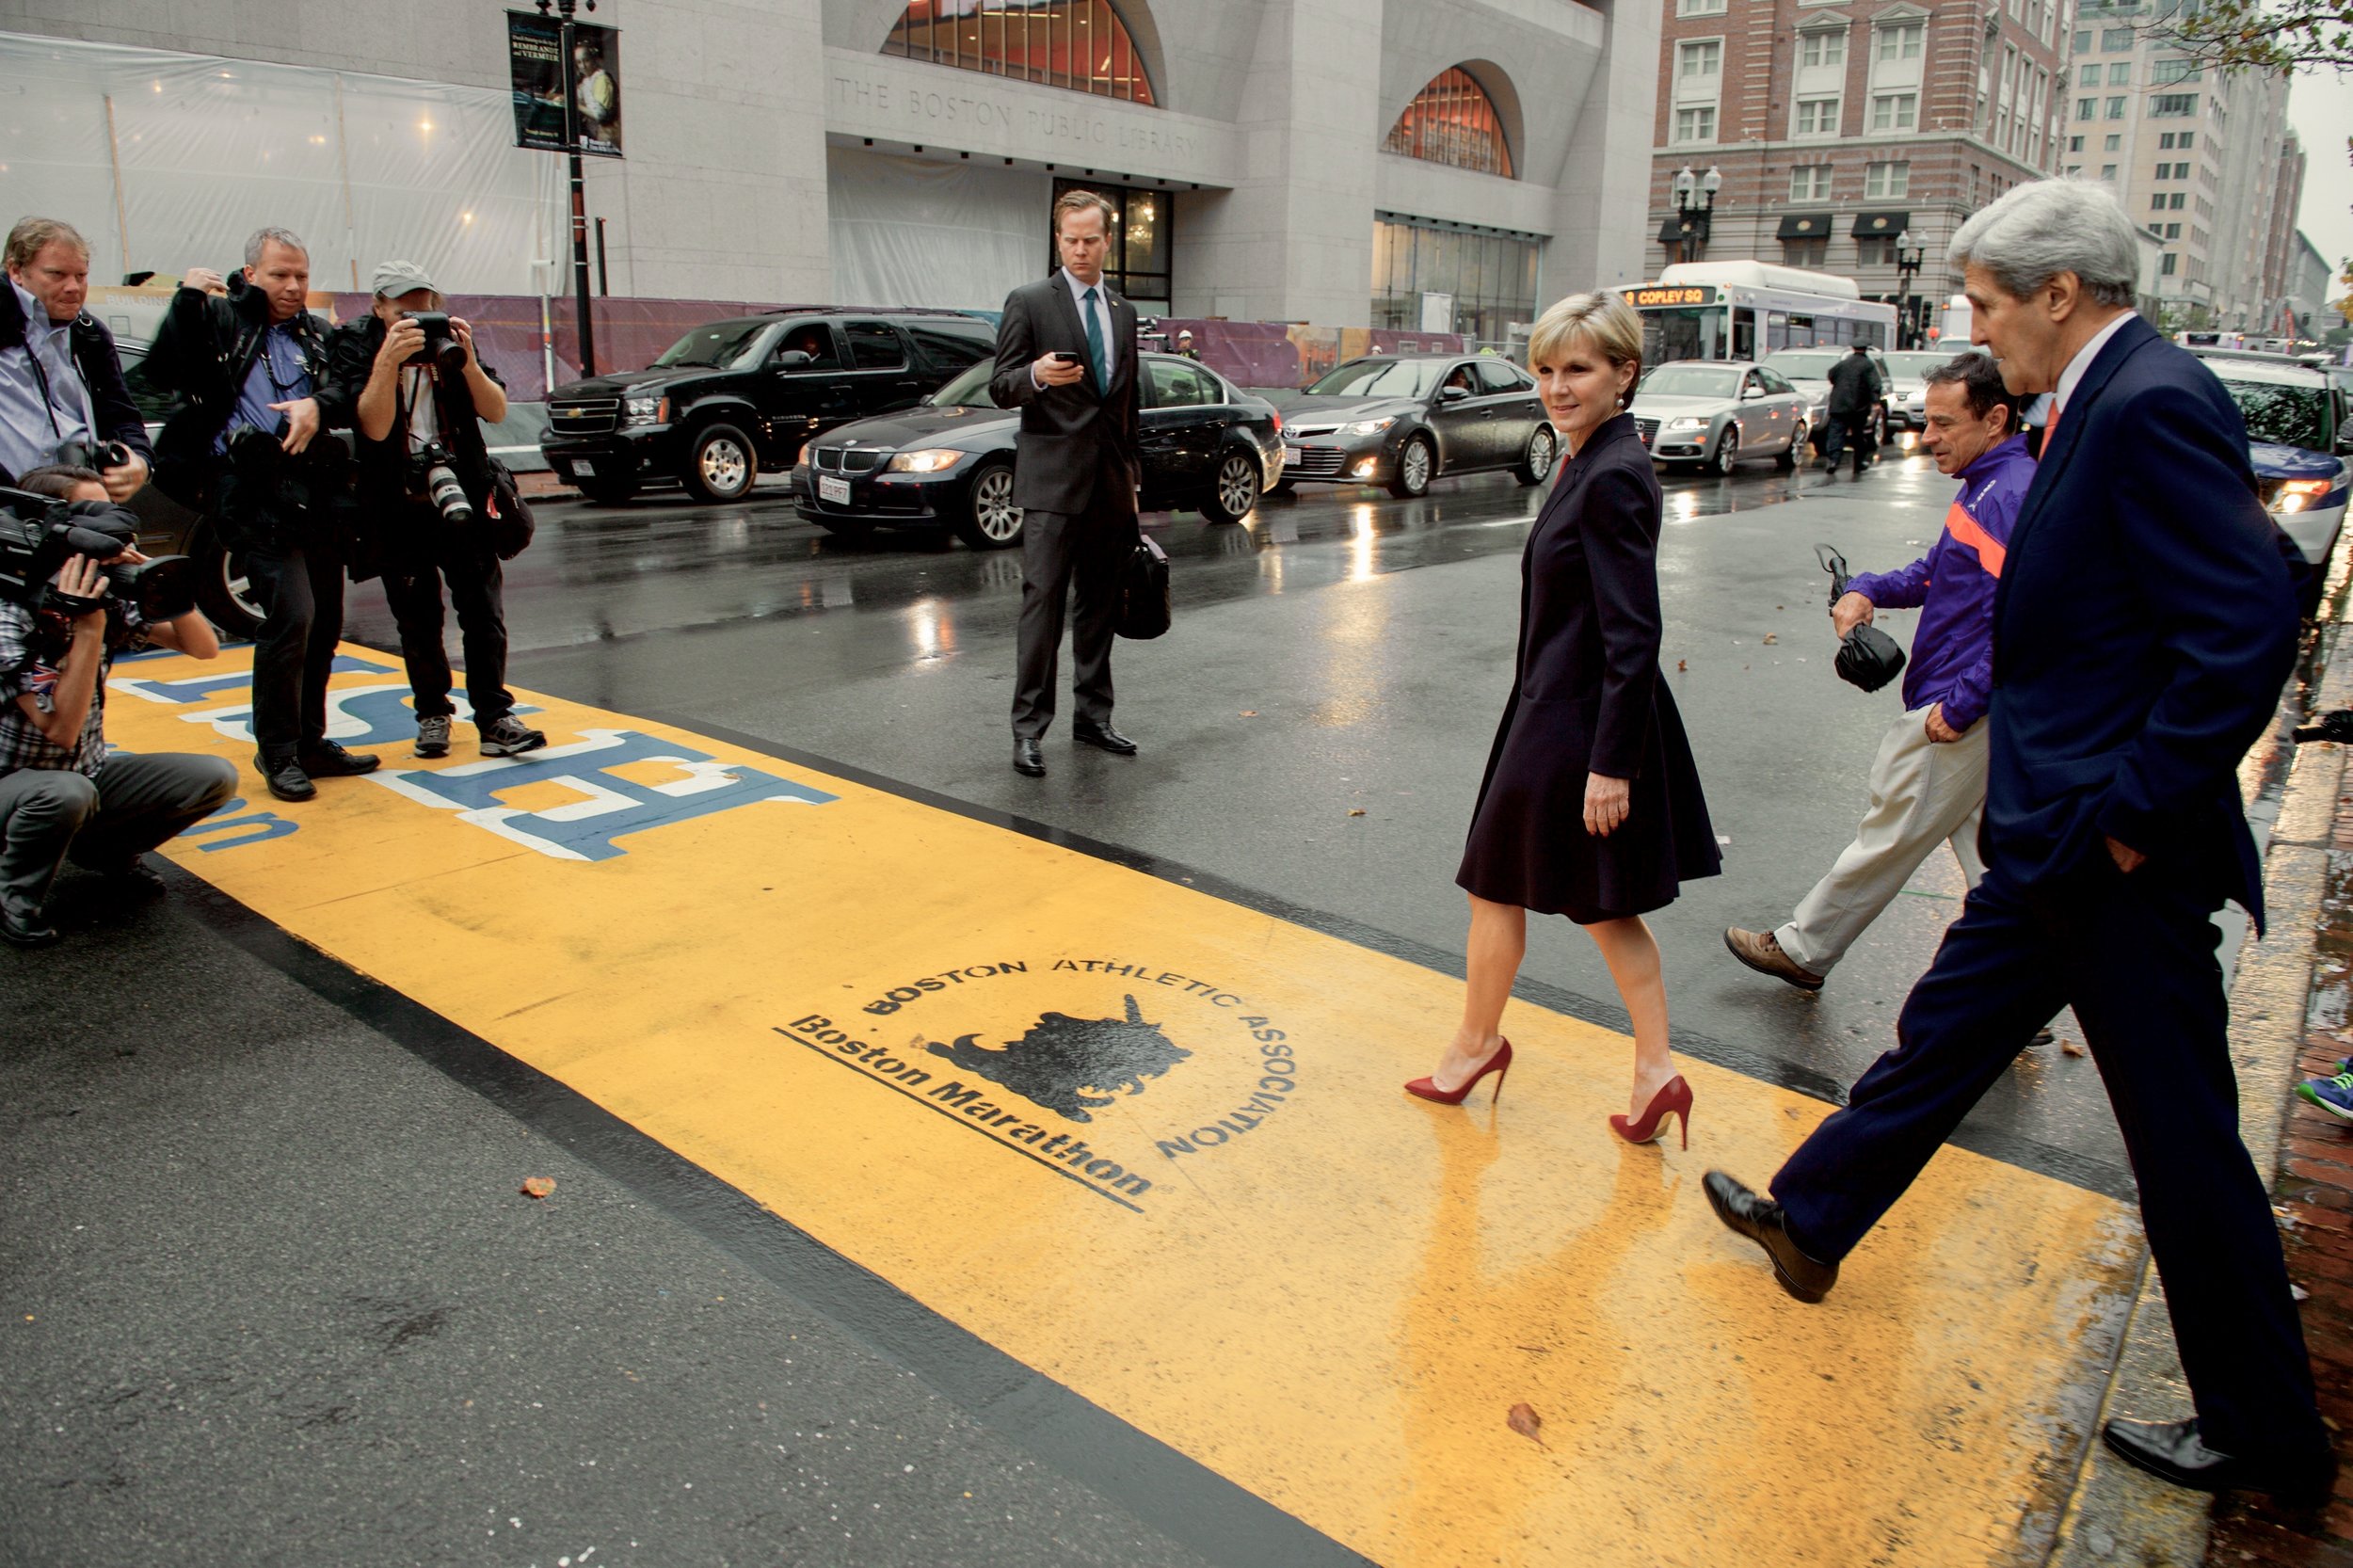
[1895,228,1926,349]
[536,0,598,379]
[1672,165,1722,263]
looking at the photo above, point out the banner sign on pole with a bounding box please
[508,10,624,159]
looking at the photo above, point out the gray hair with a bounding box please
[1949,180,2140,308]
[244,227,308,268]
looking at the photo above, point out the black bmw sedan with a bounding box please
[793,353,1284,550]
[1277,354,1557,499]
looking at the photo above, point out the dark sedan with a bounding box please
[1276,354,1556,499]
[793,353,1283,550]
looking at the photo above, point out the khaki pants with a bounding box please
[1775,705,1989,976]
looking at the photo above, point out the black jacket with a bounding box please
[1825,351,1883,417]
[988,271,1142,516]
[142,271,345,502]
[0,281,152,477]
[325,314,504,545]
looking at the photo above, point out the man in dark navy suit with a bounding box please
[1705,178,2334,1502]
[991,189,1144,778]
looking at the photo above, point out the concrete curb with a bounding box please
[2049,609,2352,1566]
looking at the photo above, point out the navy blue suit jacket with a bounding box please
[1987,313,2296,928]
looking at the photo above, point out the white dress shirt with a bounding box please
[2050,310,2137,425]
[1032,267,1118,392]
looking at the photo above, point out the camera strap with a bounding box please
[19,322,94,444]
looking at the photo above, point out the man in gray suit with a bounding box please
[991,189,1144,778]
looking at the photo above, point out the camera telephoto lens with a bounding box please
[425,463,474,527]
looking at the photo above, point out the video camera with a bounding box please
[1817,543,1908,694]
[401,312,468,376]
[0,488,196,620]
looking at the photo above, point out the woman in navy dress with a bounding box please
[1406,293,1720,1145]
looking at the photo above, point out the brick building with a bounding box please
[1647,0,2068,344]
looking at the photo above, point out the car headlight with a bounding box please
[1340,416,1395,437]
[620,393,668,426]
[1664,416,1705,432]
[2272,478,2333,514]
[886,448,964,473]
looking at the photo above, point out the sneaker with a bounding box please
[414,714,452,760]
[297,740,382,777]
[2297,1071,2353,1124]
[478,714,547,758]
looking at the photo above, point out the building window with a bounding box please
[1871,93,1917,132]
[884,0,1155,104]
[2169,191,2185,209]
[1800,29,1846,67]
[2099,163,2116,180]
[1386,67,1515,177]
[2179,132,2196,149]
[2150,193,2167,213]
[2105,134,2121,151]
[2152,93,2195,117]
[1370,216,1540,347]
[2102,26,2133,50]
[1858,235,1899,265]
[2078,61,2100,87]
[1877,24,1923,60]
[2165,222,2181,239]
[1677,0,1728,13]
[1679,40,1722,82]
[1794,97,1840,136]
[2153,58,2200,85]
[2069,135,2084,152]
[1783,237,1829,267]
[1865,160,1910,199]
[2076,97,2096,120]
[2074,27,2092,50]
[1049,180,1171,308]
[2107,61,2133,86]
[2161,253,2178,276]
[1788,164,1832,200]
[2105,96,2127,120]
[1674,104,1717,144]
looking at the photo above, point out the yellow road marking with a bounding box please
[111,643,2141,1566]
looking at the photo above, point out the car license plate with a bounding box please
[818,475,851,504]
[1282,444,1302,466]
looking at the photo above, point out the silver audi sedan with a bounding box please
[1630,360,1810,474]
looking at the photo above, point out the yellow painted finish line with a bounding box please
[109,643,2140,1567]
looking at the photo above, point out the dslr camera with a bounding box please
[54,437,133,473]
[401,311,469,377]
[0,487,196,620]
[411,441,474,528]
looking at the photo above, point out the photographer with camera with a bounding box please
[331,261,542,760]
[0,217,151,502]
[143,226,377,805]
[1725,351,2031,989]
[0,478,232,947]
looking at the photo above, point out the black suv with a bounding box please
[540,310,998,504]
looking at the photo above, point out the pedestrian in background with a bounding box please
[1705,177,2334,1506]
[1408,292,1720,1146]
[1725,351,2030,990]
[145,227,378,804]
[0,217,150,499]
[992,189,1144,779]
[1818,342,1882,476]
[332,261,543,762]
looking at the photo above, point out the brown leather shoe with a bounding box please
[1723,926,1825,990]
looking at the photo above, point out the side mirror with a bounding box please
[1741,385,1766,401]
[1438,385,1470,403]
[2335,429,2353,456]
[776,349,813,371]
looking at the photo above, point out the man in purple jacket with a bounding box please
[1727,350,2029,988]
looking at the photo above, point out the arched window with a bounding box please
[884,2,1156,105]
[1385,67,1513,179]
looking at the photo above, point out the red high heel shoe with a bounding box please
[1405,1038,1513,1106]
[1610,1075,1692,1148]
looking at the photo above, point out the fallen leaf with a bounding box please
[1507,1402,1547,1447]
[1348,808,1367,817]
[520,1176,556,1199]
[1239,711,1259,717]
[2060,1040,2087,1057]
[1762,632,1779,645]
[1676,659,1688,672]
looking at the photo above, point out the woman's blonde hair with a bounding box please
[1527,292,1643,386]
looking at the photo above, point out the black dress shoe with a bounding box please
[297,741,382,777]
[1,902,59,947]
[1072,722,1138,756]
[1013,737,1046,776]
[2103,1418,2337,1503]
[258,754,317,803]
[1704,1171,1839,1304]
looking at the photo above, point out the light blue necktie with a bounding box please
[1081,285,1109,396]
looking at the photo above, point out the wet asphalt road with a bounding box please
[4,441,2322,1566]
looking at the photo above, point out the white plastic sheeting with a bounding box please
[0,31,559,296]
[827,147,1045,312]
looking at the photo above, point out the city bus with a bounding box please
[1621,261,1898,367]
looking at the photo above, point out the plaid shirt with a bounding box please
[0,599,150,777]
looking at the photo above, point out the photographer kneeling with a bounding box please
[331,261,542,760]
[145,226,378,805]
[0,467,233,947]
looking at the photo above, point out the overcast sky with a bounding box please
[2291,67,2353,299]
